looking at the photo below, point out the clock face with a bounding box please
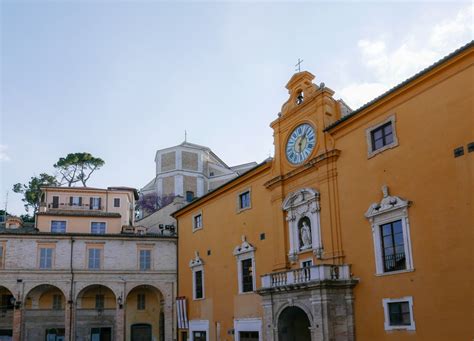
[286,123,316,165]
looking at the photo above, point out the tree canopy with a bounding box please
[13,173,59,213]
[54,152,105,187]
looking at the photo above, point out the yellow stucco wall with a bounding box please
[176,45,473,340]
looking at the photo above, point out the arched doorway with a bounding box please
[23,284,66,340]
[76,284,116,341]
[125,285,163,341]
[0,286,14,341]
[277,306,311,341]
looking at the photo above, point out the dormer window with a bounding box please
[296,90,304,105]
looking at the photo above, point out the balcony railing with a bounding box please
[261,264,351,289]
[383,252,406,272]
[46,203,103,211]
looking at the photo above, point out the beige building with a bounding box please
[0,186,177,341]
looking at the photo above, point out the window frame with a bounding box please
[138,249,152,271]
[193,269,204,300]
[52,294,63,310]
[192,211,203,232]
[0,242,5,269]
[51,220,67,233]
[38,246,54,269]
[237,188,252,213]
[366,115,399,158]
[90,221,107,234]
[137,293,146,310]
[382,296,416,331]
[90,197,101,210]
[366,186,414,276]
[113,197,121,208]
[87,246,103,270]
[234,237,256,294]
[71,196,82,206]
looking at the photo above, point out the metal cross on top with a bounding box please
[295,58,304,72]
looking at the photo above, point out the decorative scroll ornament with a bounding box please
[365,185,410,218]
[233,235,256,256]
[189,251,203,268]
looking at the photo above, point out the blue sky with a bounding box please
[1,1,472,215]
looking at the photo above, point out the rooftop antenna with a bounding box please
[184,130,187,143]
[295,58,304,72]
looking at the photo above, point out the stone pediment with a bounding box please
[365,185,410,218]
[189,251,203,268]
[282,188,319,211]
[233,235,255,256]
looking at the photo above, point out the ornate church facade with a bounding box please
[174,42,473,341]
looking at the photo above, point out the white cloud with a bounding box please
[0,145,10,162]
[340,5,473,109]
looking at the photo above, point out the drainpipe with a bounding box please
[69,237,75,341]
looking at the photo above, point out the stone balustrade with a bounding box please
[261,264,351,288]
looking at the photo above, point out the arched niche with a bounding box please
[282,188,322,262]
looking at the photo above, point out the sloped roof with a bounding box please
[325,40,474,131]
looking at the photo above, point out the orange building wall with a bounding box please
[177,45,473,341]
[333,51,473,340]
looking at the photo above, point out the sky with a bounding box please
[1,1,473,215]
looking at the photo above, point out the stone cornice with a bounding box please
[264,149,340,189]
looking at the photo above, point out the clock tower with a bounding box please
[269,70,343,178]
[265,70,348,271]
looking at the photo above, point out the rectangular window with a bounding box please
[139,249,151,270]
[90,197,101,210]
[113,198,120,207]
[91,222,106,234]
[95,294,104,309]
[0,245,4,268]
[380,220,406,272]
[301,260,313,268]
[51,220,66,233]
[52,196,59,208]
[241,258,254,292]
[137,293,146,310]
[193,214,202,230]
[88,248,101,270]
[39,248,53,269]
[52,294,62,310]
[239,191,251,210]
[70,196,82,206]
[193,331,206,341]
[388,301,411,326]
[186,191,194,202]
[383,297,415,331]
[194,270,203,299]
[371,122,393,151]
[240,331,259,341]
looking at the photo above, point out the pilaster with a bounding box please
[12,307,22,341]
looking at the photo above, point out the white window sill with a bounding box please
[375,268,414,277]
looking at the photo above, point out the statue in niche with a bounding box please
[298,217,312,250]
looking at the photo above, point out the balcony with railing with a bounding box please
[40,202,104,212]
[383,252,406,272]
[260,264,353,290]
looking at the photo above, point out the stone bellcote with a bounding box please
[280,71,320,116]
